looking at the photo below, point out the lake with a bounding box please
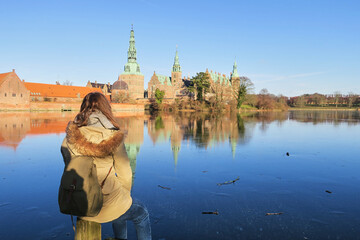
[0,110,360,240]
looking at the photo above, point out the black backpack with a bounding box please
[58,155,112,217]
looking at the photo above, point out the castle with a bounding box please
[108,27,242,102]
[0,27,243,107]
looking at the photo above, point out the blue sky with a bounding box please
[1,0,359,96]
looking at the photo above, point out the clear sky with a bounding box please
[1,0,359,96]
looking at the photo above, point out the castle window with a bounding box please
[4,93,6,97]
[12,93,16,97]
[21,94,23,97]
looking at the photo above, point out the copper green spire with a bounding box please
[122,26,143,75]
[125,143,140,184]
[127,26,136,62]
[172,145,180,167]
[232,59,239,78]
[172,46,181,73]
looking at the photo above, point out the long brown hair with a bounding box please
[74,92,120,129]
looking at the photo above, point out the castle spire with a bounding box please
[122,26,142,75]
[232,59,239,78]
[172,46,181,73]
[127,26,137,63]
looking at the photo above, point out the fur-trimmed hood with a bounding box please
[66,121,124,158]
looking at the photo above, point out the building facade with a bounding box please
[0,70,30,106]
[147,47,241,102]
[147,48,184,99]
[86,81,112,100]
[24,82,102,102]
[205,60,240,101]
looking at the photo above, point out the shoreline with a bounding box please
[1,103,358,113]
[0,102,145,112]
[289,107,359,111]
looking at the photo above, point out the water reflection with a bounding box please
[1,110,359,153]
[1,110,360,239]
[289,110,360,125]
[0,112,75,150]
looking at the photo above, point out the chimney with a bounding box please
[12,69,15,73]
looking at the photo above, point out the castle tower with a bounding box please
[231,60,239,78]
[117,26,144,99]
[125,143,141,185]
[171,46,182,97]
[230,60,240,90]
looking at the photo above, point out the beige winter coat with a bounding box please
[61,113,132,223]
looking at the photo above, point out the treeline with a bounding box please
[149,71,359,112]
[240,89,289,110]
[241,91,360,110]
[287,93,360,108]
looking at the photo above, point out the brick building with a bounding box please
[148,72,174,99]
[86,81,112,99]
[205,60,240,101]
[24,82,102,102]
[147,48,241,102]
[147,48,184,99]
[0,70,30,106]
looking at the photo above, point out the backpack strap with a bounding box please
[100,166,113,189]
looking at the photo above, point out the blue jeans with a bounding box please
[112,199,152,240]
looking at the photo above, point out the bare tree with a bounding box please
[62,80,73,86]
[334,91,342,108]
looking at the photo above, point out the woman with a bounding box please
[60,92,151,240]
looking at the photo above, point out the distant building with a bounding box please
[112,77,130,102]
[147,48,186,99]
[24,82,102,102]
[148,72,174,99]
[147,48,241,102]
[205,61,240,101]
[0,70,30,106]
[112,27,144,100]
[86,81,112,100]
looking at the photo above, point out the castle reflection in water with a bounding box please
[0,111,258,168]
[1,110,359,170]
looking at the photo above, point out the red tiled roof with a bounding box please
[28,121,68,135]
[0,72,12,86]
[24,82,102,98]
